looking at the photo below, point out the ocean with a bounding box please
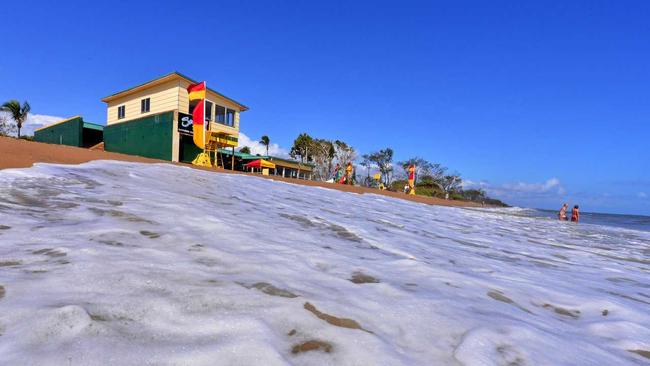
[0,161,648,365]
[499,207,650,232]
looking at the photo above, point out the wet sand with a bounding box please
[0,137,484,208]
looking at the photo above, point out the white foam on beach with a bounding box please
[0,161,648,365]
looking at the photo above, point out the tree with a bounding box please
[327,142,336,176]
[366,148,394,186]
[359,154,372,186]
[259,135,270,156]
[333,140,357,166]
[290,133,314,163]
[310,138,335,180]
[239,146,251,154]
[0,113,16,136]
[440,173,462,199]
[397,158,429,181]
[1,100,30,139]
[462,189,487,202]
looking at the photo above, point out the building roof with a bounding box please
[33,116,104,133]
[33,115,82,132]
[101,71,249,111]
[218,149,314,171]
[83,122,104,131]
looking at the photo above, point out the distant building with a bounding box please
[217,149,314,180]
[34,116,104,148]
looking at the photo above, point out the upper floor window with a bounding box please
[141,98,150,113]
[226,108,235,127]
[205,100,213,121]
[117,105,125,119]
[215,105,225,123]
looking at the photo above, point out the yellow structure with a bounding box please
[192,152,212,167]
[101,72,248,163]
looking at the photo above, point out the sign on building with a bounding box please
[178,112,193,135]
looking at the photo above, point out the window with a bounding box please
[141,98,150,113]
[226,109,235,127]
[215,105,225,123]
[117,105,125,119]
[205,101,213,121]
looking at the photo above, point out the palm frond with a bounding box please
[1,100,21,115]
[21,101,31,115]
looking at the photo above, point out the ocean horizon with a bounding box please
[510,208,650,232]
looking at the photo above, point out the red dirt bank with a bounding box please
[0,137,482,208]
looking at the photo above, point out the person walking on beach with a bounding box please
[344,162,353,184]
[333,164,341,182]
[558,203,569,221]
[571,205,580,223]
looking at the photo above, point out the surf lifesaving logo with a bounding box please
[178,112,193,135]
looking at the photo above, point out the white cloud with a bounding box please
[1,112,64,136]
[639,192,648,199]
[236,132,289,157]
[461,179,488,189]
[25,113,64,126]
[502,178,563,194]
[463,177,566,198]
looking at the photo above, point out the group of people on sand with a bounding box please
[332,162,354,185]
[558,203,580,222]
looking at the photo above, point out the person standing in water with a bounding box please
[571,205,580,223]
[558,203,569,221]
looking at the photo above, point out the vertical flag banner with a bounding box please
[408,164,416,195]
[187,82,207,149]
[192,99,205,149]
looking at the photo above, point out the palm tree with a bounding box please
[259,135,270,156]
[1,100,30,139]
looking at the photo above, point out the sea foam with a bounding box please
[0,161,648,365]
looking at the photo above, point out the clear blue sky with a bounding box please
[1,1,648,215]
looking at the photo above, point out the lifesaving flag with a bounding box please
[187,81,208,149]
[192,99,206,149]
[408,164,416,195]
[187,81,206,101]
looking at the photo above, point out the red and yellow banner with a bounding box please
[192,99,205,149]
[187,82,207,149]
[408,164,416,195]
[188,81,206,101]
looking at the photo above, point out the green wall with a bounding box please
[34,117,83,147]
[179,135,203,163]
[104,112,174,160]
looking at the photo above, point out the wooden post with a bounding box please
[231,146,235,171]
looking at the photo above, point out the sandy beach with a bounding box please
[0,136,483,208]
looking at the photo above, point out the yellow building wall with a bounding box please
[105,77,242,147]
[106,80,183,125]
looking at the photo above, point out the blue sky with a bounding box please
[1,1,648,215]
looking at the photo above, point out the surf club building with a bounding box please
[32,71,314,178]
[100,71,247,163]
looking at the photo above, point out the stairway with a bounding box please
[89,142,104,151]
